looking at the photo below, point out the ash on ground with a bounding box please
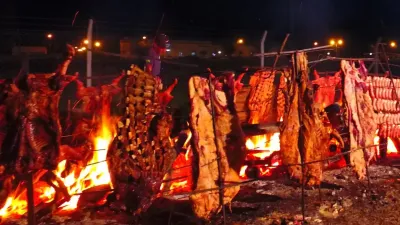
[2,165,400,225]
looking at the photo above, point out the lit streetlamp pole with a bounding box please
[329,38,344,55]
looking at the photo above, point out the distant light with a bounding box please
[212,53,216,57]
[313,41,318,46]
[369,52,373,56]
[83,39,89,45]
[74,46,78,49]
[166,49,171,52]
[329,40,336,46]
[218,50,222,54]
[47,33,53,39]
[390,41,397,48]
[191,52,196,56]
[327,52,331,55]
[237,38,244,44]
[94,41,101,47]
[142,36,147,40]
[77,49,83,52]
[81,47,86,51]
[337,39,343,45]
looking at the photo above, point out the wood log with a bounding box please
[77,184,113,208]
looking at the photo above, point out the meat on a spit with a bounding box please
[0,44,78,207]
[188,73,246,220]
[342,60,377,178]
[248,70,287,123]
[107,65,177,215]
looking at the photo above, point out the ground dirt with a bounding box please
[2,164,400,225]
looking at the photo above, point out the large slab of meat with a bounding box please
[188,75,246,220]
[341,60,377,179]
[247,70,288,124]
[280,53,344,186]
[279,74,302,179]
[107,66,177,215]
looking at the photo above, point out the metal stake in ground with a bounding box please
[27,172,36,225]
[207,68,226,225]
[294,52,306,223]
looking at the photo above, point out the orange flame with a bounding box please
[0,104,115,218]
[160,130,192,194]
[245,132,280,160]
[240,132,281,179]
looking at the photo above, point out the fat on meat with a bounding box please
[342,60,377,179]
[188,75,246,220]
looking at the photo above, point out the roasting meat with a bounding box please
[188,74,246,220]
[248,70,287,123]
[341,60,377,179]
[108,65,176,215]
[280,73,302,179]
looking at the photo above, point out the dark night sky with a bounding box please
[1,0,400,54]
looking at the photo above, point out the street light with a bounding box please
[47,33,53,39]
[314,41,318,46]
[237,38,244,44]
[94,41,101,47]
[83,39,89,45]
[390,41,397,48]
[142,36,147,40]
[329,38,344,56]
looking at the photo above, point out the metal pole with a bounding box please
[27,172,36,225]
[260,31,268,68]
[294,52,306,223]
[86,19,93,87]
[254,45,332,57]
[272,34,290,69]
[207,70,226,225]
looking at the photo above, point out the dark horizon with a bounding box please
[0,0,399,55]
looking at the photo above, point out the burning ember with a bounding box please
[0,106,115,218]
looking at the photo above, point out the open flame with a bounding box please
[0,104,115,218]
[374,137,398,155]
[245,133,280,160]
[160,129,192,195]
[240,132,281,179]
